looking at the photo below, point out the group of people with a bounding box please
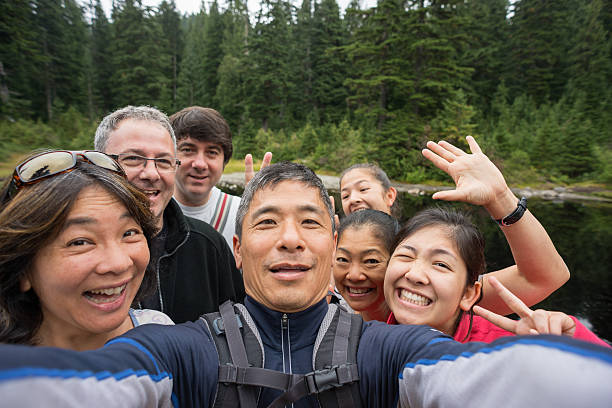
[0,105,611,407]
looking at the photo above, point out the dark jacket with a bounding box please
[142,198,245,323]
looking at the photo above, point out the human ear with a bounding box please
[385,186,397,207]
[233,235,242,270]
[19,274,32,292]
[459,281,482,311]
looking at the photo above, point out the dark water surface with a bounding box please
[223,184,611,342]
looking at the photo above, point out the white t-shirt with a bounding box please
[176,186,240,252]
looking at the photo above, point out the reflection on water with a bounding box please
[224,184,611,342]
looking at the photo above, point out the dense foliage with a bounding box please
[1,0,610,185]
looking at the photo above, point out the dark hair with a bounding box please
[391,207,486,285]
[0,159,157,345]
[339,163,400,218]
[338,209,399,254]
[169,106,233,165]
[236,162,334,240]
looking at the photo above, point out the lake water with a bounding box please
[223,183,611,342]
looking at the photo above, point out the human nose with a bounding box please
[404,260,429,285]
[346,262,365,281]
[192,151,208,170]
[96,243,134,275]
[138,158,161,181]
[277,221,305,252]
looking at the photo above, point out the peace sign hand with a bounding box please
[473,276,576,337]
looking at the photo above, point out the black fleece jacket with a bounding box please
[141,198,245,323]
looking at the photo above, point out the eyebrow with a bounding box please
[119,149,174,158]
[251,203,326,219]
[399,244,457,260]
[341,179,370,192]
[62,212,133,230]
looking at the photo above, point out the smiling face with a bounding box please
[233,181,336,313]
[340,168,396,216]
[333,225,390,321]
[174,137,225,206]
[104,119,176,230]
[383,225,480,335]
[21,185,150,349]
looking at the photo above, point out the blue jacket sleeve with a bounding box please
[358,321,612,408]
[0,321,219,407]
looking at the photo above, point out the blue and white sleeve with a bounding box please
[398,334,612,408]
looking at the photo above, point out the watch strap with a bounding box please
[493,197,527,227]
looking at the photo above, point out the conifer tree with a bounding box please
[90,0,113,114]
[156,0,183,112]
[110,0,169,108]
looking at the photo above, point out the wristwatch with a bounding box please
[493,197,527,226]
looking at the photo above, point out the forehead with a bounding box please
[107,119,174,155]
[177,137,222,149]
[338,225,389,255]
[399,225,457,253]
[248,180,328,216]
[341,168,378,190]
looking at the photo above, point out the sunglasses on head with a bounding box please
[2,150,126,204]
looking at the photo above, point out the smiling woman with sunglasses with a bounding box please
[0,150,173,350]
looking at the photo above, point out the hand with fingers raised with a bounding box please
[244,152,273,185]
[421,136,518,217]
[329,196,340,231]
[473,276,576,337]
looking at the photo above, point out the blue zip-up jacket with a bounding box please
[0,297,611,407]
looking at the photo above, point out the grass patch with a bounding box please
[223,157,269,174]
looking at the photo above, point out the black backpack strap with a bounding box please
[218,301,258,407]
[202,301,264,408]
[313,306,363,408]
[268,305,363,408]
[266,364,359,408]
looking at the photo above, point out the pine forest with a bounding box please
[1,0,611,186]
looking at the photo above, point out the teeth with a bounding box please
[400,290,431,306]
[88,284,126,296]
[348,287,372,294]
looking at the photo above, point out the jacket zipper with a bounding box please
[280,313,293,407]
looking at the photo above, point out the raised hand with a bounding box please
[473,276,576,337]
[244,152,272,185]
[422,136,511,209]
[329,195,340,231]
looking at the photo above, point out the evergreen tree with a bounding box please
[199,0,226,105]
[247,0,296,130]
[157,0,183,112]
[110,0,170,108]
[216,0,250,130]
[90,0,113,114]
[33,0,89,120]
[177,12,208,107]
[458,0,510,114]
[311,0,348,123]
[0,0,39,118]
[507,0,576,105]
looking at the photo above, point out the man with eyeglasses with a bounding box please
[94,105,245,323]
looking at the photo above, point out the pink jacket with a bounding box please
[387,312,610,347]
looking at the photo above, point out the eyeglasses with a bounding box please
[108,154,181,173]
[2,150,126,204]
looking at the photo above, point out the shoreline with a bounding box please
[220,172,612,203]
